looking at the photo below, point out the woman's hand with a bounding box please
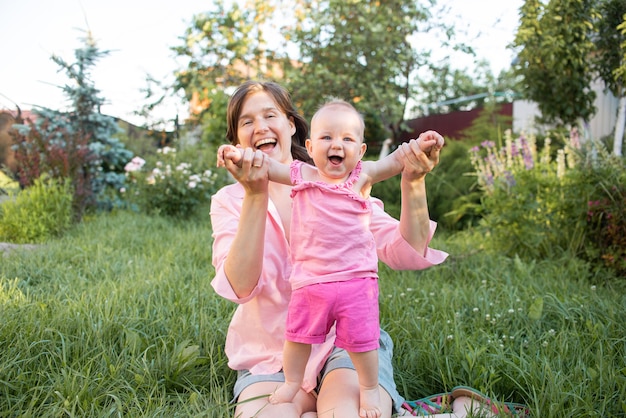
[221,146,270,195]
[397,131,444,182]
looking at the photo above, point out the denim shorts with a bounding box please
[232,329,406,413]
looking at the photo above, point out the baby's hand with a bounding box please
[216,144,242,167]
[416,130,445,154]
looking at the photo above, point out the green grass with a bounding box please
[1,211,625,417]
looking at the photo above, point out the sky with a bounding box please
[0,0,523,127]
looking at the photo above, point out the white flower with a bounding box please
[159,146,176,155]
[188,181,197,189]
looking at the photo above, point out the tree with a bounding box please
[167,0,291,145]
[12,31,132,216]
[594,0,626,156]
[282,0,437,144]
[170,0,473,148]
[614,14,626,156]
[512,0,600,127]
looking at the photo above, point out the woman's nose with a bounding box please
[254,119,269,133]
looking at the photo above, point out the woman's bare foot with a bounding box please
[359,386,382,418]
[452,396,497,418]
[269,381,301,405]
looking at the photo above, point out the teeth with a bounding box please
[255,138,276,147]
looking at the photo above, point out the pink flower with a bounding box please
[124,156,146,172]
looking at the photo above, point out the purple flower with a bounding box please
[504,170,516,187]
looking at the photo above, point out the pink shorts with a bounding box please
[285,277,380,352]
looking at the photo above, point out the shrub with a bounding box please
[0,176,73,243]
[426,140,482,230]
[124,146,223,218]
[469,128,626,277]
[371,140,481,229]
[12,118,95,219]
[580,156,626,276]
[469,130,584,259]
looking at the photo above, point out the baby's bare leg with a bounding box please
[269,341,312,405]
[349,350,381,418]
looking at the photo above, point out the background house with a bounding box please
[400,79,620,145]
[513,78,619,140]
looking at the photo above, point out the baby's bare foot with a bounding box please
[268,381,300,405]
[359,386,381,418]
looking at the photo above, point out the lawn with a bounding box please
[1,209,624,417]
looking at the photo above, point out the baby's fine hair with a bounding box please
[312,98,366,138]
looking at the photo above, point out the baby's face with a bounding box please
[306,105,366,184]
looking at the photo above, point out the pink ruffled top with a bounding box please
[288,160,377,289]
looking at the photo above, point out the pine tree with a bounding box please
[13,31,133,217]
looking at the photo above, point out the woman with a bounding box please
[210,80,448,418]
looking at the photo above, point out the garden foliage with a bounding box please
[11,32,133,218]
[124,146,225,218]
[0,176,73,243]
[469,129,625,276]
[11,118,94,218]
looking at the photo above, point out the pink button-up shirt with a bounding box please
[210,182,448,392]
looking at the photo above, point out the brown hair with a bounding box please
[226,80,311,163]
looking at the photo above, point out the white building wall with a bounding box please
[513,79,619,140]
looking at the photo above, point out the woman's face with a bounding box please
[236,91,296,164]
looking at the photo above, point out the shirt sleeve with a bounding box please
[369,197,448,270]
[209,186,262,304]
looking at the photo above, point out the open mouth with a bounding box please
[329,156,344,165]
[254,138,277,152]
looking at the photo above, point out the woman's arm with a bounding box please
[396,135,443,255]
[217,147,273,298]
[369,132,447,268]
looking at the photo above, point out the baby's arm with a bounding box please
[216,144,242,167]
[363,131,444,185]
[216,144,292,185]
